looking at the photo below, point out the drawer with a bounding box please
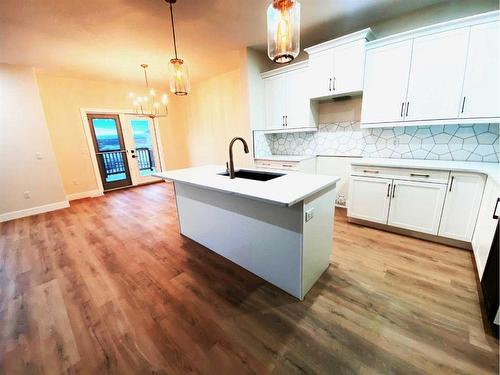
[351,165,450,184]
[255,160,300,171]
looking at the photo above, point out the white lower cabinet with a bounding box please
[472,178,500,279]
[387,180,447,235]
[347,176,392,224]
[439,173,485,241]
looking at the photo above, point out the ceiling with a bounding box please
[0,0,486,86]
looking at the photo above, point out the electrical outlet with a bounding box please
[305,208,314,222]
[23,191,31,199]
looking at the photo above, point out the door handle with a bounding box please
[132,155,136,158]
[493,197,499,219]
[392,184,396,198]
[387,183,391,198]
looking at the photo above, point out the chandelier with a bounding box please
[267,0,301,64]
[127,64,168,118]
[166,0,190,95]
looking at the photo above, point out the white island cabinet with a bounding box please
[154,166,340,300]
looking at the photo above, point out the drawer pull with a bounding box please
[282,164,294,168]
[410,173,430,178]
[449,176,455,192]
[493,198,499,219]
[363,170,379,174]
[261,162,271,166]
[392,184,396,198]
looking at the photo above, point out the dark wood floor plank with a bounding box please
[0,181,497,374]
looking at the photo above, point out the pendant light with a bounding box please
[267,0,301,64]
[127,64,168,118]
[165,0,190,95]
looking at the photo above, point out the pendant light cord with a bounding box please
[169,1,178,59]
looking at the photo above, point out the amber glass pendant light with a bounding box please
[165,0,190,95]
[267,0,301,64]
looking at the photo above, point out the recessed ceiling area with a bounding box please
[0,0,497,85]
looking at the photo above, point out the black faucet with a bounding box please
[228,137,249,179]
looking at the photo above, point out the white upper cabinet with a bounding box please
[264,75,286,130]
[262,63,318,130]
[439,173,485,242]
[405,28,469,121]
[360,11,500,127]
[361,40,413,124]
[305,29,374,100]
[459,21,500,119]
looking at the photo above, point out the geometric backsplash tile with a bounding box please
[254,122,500,163]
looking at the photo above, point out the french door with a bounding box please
[87,113,162,191]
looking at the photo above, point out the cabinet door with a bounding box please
[439,173,485,241]
[361,40,413,124]
[472,178,500,279]
[264,75,286,130]
[332,40,365,95]
[285,69,313,128]
[388,180,446,235]
[460,21,500,119]
[308,50,334,99]
[347,176,392,224]
[405,28,469,121]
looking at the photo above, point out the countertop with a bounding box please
[153,165,340,207]
[254,155,316,162]
[352,158,500,185]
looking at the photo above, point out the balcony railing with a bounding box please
[101,148,154,178]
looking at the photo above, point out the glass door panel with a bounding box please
[87,114,132,190]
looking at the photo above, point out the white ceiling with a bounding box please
[0,0,491,86]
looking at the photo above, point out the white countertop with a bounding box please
[352,158,500,184]
[153,165,340,207]
[255,155,316,162]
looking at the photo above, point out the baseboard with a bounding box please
[67,189,102,201]
[0,200,70,222]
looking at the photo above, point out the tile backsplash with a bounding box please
[254,122,500,163]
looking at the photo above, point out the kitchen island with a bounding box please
[154,165,340,300]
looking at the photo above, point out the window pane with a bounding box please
[131,119,156,176]
[92,118,121,151]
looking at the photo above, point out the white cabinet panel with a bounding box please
[347,176,392,224]
[472,178,500,279]
[439,173,485,241]
[308,50,334,99]
[286,69,312,128]
[388,180,447,235]
[332,40,365,95]
[405,28,469,121]
[264,75,286,130]
[460,21,500,119]
[361,40,413,124]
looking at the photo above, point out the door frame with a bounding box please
[80,108,166,195]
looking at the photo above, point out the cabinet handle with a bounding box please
[387,183,391,198]
[410,173,430,178]
[400,102,405,117]
[493,198,499,219]
[363,169,379,174]
[461,97,466,114]
[282,164,294,168]
[449,176,455,192]
[282,115,285,127]
[392,184,396,198]
[405,102,409,117]
[285,115,288,127]
[333,77,336,91]
[329,78,332,91]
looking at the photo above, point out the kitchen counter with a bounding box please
[154,165,339,207]
[351,158,500,184]
[153,165,340,300]
[255,155,316,162]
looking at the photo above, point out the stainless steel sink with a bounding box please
[218,169,284,181]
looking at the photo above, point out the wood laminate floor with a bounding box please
[0,182,498,374]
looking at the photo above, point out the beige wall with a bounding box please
[0,64,66,217]
[35,73,183,196]
[179,68,253,168]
